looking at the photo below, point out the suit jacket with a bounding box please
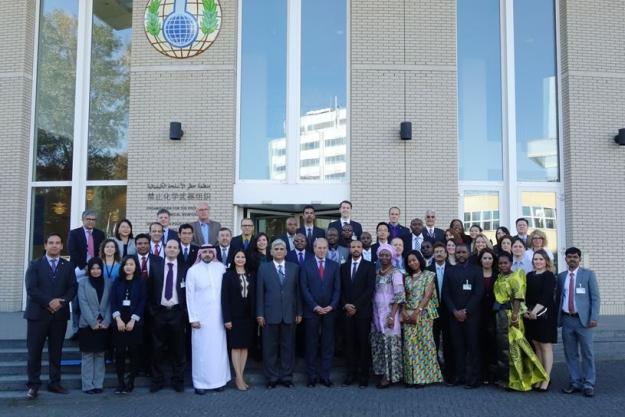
[340,258,375,319]
[388,223,410,240]
[557,268,600,327]
[147,259,188,315]
[300,258,341,318]
[402,233,426,256]
[328,220,363,240]
[191,220,221,246]
[77,278,112,328]
[178,244,200,269]
[443,262,484,317]
[221,271,256,323]
[68,227,106,270]
[161,228,179,245]
[427,261,450,316]
[297,226,326,248]
[231,234,254,253]
[256,261,302,324]
[113,238,136,257]
[327,245,349,265]
[423,227,446,244]
[24,257,77,321]
[133,253,162,277]
[216,245,235,268]
[286,249,314,267]
[110,277,147,324]
[277,233,297,252]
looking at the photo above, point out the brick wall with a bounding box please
[560,0,625,314]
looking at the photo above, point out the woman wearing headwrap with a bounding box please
[370,243,405,388]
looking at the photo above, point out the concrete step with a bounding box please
[0,346,81,363]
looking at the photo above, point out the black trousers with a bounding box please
[449,315,481,385]
[433,312,455,382]
[151,307,186,386]
[27,319,67,389]
[115,345,140,380]
[262,322,295,383]
[343,315,371,382]
[304,313,335,380]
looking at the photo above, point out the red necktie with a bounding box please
[319,260,325,280]
[141,256,148,279]
[154,243,160,257]
[568,272,576,313]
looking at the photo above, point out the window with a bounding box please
[238,0,347,183]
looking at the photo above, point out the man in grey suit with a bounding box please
[558,247,600,397]
[191,202,221,246]
[256,239,302,389]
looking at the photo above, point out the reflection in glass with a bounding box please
[463,191,499,243]
[239,0,287,179]
[30,187,72,259]
[298,0,347,181]
[514,0,558,182]
[87,0,132,180]
[521,191,557,261]
[457,0,503,181]
[33,0,79,181]
[86,186,127,237]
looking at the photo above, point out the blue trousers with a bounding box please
[304,313,335,380]
[561,315,596,388]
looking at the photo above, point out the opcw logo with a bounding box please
[144,0,222,59]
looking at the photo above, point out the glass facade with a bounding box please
[86,186,127,237]
[30,187,72,258]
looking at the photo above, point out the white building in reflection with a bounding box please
[268,106,347,180]
[527,76,558,179]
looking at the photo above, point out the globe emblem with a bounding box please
[163,12,198,48]
[144,0,222,59]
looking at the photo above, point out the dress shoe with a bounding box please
[375,381,391,389]
[125,377,135,393]
[358,380,369,388]
[26,388,38,400]
[343,376,354,386]
[173,383,185,393]
[266,381,277,389]
[306,378,317,388]
[583,387,595,397]
[47,384,68,394]
[194,388,207,395]
[84,389,96,394]
[93,388,104,394]
[414,384,424,389]
[114,384,126,395]
[149,383,163,393]
[320,378,333,388]
[280,380,294,388]
[561,385,581,394]
[464,383,481,389]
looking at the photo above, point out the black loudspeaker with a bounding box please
[400,121,412,140]
[614,128,625,145]
[170,122,184,140]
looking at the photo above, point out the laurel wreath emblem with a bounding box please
[201,0,218,35]
[146,0,161,37]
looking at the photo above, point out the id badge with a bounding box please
[463,283,472,291]
[180,281,186,288]
[576,287,586,294]
[122,299,131,307]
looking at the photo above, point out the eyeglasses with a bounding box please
[84,218,97,221]
[242,224,253,228]
[532,236,544,240]
[426,215,435,218]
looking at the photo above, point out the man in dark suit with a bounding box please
[286,233,314,267]
[402,218,425,256]
[443,244,484,388]
[513,217,530,246]
[387,207,409,240]
[24,233,77,399]
[67,209,105,337]
[328,200,362,240]
[423,209,446,244]
[216,227,235,268]
[147,239,187,393]
[231,218,255,253]
[277,216,299,252]
[340,240,375,387]
[157,208,179,244]
[427,242,454,383]
[370,222,390,263]
[149,222,165,258]
[298,205,325,249]
[177,224,199,269]
[558,247,601,397]
[191,202,221,246]
[256,239,302,388]
[300,238,341,387]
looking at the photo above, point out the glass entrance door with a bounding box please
[246,207,338,240]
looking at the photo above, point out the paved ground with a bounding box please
[2,360,624,417]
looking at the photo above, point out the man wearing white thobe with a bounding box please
[185,245,230,394]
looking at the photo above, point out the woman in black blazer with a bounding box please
[110,256,146,394]
[221,249,256,391]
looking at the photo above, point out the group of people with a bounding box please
[24,201,600,400]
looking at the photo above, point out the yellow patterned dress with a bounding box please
[401,270,443,385]
[493,269,548,391]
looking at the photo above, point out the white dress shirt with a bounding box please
[411,233,424,250]
[562,267,579,313]
[160,259,179,307]
[362,248,372,262]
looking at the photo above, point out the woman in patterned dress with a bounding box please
[370,243,405,388]
[401,250,443,388]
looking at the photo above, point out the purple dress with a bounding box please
[370,268,405,382]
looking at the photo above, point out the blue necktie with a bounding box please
[351,262,358,280]
[165,263,174,301]
[277,264,285,285]
[49,259,57,277]
[298,252,304,265]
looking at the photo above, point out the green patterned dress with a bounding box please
[494,269,548,391]
[402,270,443,385]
